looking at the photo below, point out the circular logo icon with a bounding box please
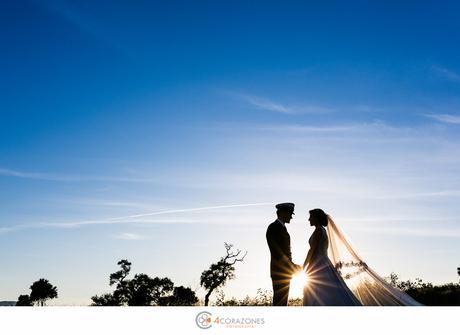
[196,311,212,329]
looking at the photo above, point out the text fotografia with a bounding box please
[214,316,265,328]
[195,311,265,329]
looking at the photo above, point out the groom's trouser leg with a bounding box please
[272,278,290,306]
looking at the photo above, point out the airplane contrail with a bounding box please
[115,202,275,220]
[0,202,275,232]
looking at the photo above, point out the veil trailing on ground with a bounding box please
[326,216,422,306]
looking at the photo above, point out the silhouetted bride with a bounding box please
[302,208,422,306]
[303,208,361,305]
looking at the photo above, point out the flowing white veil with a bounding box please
[326,216,422,306]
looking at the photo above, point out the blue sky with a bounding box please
[1,0,460,304]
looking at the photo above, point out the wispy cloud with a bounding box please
[245,121,425,142]
[353,226,460,238]
[257,124,362,133]
[240,94,290,113]
[432,65,460,83]
[0,227,18,234]
[112,232,147,240]
[424,114,460,125]
[0,167,159,183]
[39,0,130,58]
[341,217,460,238]
[373,190,460,199]
[60,198,160,210]
[227,92,332,115]
[0,168,50,179]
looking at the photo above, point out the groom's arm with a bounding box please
[267,225,300,274]
[287,245,302,273]
[266,226,292,265]
[266,225,284,259]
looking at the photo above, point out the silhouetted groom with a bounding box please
[266,202,301,306]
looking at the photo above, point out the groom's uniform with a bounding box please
[266,208,297,306]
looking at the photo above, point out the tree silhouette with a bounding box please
[159,286,199,306]
[109,259,132,305]
[29,278,58,306]
[90,293,120,306]
[388,272,460,306]
[16,294,32,306]
[110,259,131,285]
[91,259,195,306]
[126,274,173,306]
[200,242,247,306]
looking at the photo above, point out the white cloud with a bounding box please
[0,167,159,183]
[257,123,368,133]
[424,113,460,125]
[0,227,18,234]
[112,232,147,240]
[2,121,460,242]
[241,94,290,113]
[227,92,332,115]
[257,120,417,135]
[353,226,460,238]
[0,168,48,179]
[59,198,159,210]
[373,190,460,199]
[432,65,460,82]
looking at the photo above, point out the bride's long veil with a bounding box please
[327,216,422,306]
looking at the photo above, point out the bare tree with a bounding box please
[200,243,247,306]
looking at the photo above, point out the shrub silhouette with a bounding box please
[91,259,198,306]
[15,294,32,306]
[388,272,460,306]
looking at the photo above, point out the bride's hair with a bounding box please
[309,208,328,227]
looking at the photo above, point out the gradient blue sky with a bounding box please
[1,0,460,305]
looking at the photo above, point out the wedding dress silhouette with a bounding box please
[303,209,422,306]
[303,223,361,306]
[326,216,422,305]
